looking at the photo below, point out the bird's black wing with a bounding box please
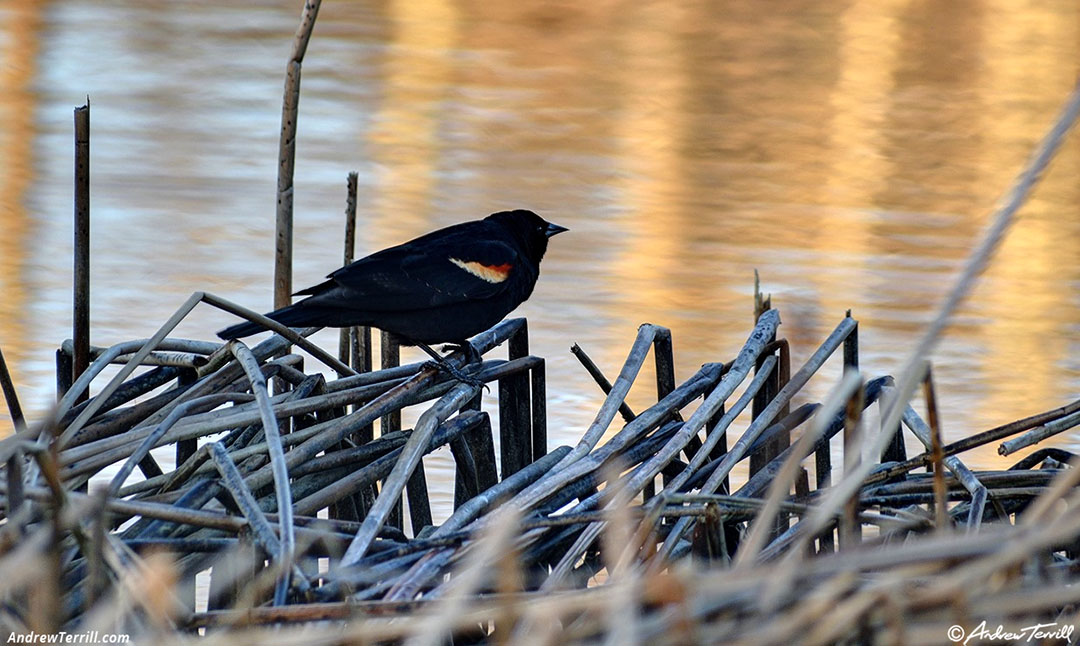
[298,237,523,312]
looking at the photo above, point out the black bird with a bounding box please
[218,209,567,379]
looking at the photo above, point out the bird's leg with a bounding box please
[417,343,485,389]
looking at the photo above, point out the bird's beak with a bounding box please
[544,222,569,238]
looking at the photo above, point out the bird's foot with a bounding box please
[440,342,481,366]
[423,358,486,390]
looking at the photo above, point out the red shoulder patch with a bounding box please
[449,258,513,283]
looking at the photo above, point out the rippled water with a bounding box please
[1,0,1079,491]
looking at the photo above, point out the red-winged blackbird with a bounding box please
[218,210,567,354]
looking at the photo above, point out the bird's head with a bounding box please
[487,209,568,264]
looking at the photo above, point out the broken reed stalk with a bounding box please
[901,404,988,529]
[998,409,1080,456]
[523,314,780,588]
[208,442,308,604]
[381,361,729,600]
[406,507,521,646]
[0,345,25,433]
[105,392,254,498]
[275,0,324,309]
[64,338,214,369]
[642,356,778,566]
[492,325,673,521]
[734,370,863,569]
[570,343,636,422]
[73,101,90,404]
[865,397,1080,487]
[651,314,854,563]
[380,331,401,434]
[758,387,928,568]
[47,292,200,450]
[544,324,663,476]
[63,292,352,439]
[341,380,480,565]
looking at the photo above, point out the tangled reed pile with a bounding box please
[0,299,1079,645]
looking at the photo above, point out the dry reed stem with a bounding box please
[550,323,779,582]
[0,345,25,433]
[654,315,853,562]
[341,381,480,564]
[404,506,520,646]
[553,324,662,470]
[998,409,1080,456]
[275,0,323,308]
[73,102,90,402]
[644,355,776,565]
[106,393,253,498]
[226,341,296,603]
[56,293,204,447]
[901,404,988,529]
[339,171,358,366]
[735,370,863,569]
[570,343,637,423]
[599,464,640,646]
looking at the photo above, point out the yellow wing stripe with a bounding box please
[449,258,512,283]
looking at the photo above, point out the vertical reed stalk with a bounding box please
[840,384,865,548]
[275,0,323,309]
[73,102,91,403]
[924,366,948,531]
[339,172,358,366]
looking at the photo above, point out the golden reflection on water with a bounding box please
[608,1,693,354]
[369,0,462,244]
[0,0,1078,472]
[970,0,1080,463]
[0,0,40,436]
[819,0,898,260]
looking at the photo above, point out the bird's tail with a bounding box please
[216,301,341,340]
